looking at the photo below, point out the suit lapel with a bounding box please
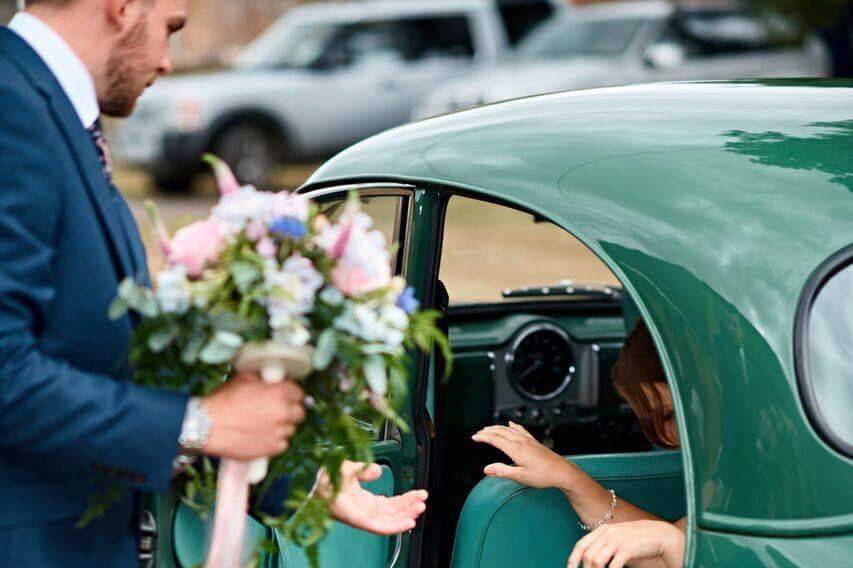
[0,28,136,282]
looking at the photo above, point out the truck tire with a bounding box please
[212,119,281,189]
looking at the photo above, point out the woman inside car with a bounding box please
[473,318,686,568]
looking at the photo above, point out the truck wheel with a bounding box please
[153,172,195,193]
[213,120,280,188]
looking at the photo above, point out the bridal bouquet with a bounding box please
[108,156,449,566]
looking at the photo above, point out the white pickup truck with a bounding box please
[111,0,564,190]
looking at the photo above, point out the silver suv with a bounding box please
[111,0,563,190]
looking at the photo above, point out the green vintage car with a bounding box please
[153,80,853,567]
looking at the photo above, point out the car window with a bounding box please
[496,0,557,46]
[518,16,644,59]
[320,16,474,68]
[798,257,853,456]
[654,10,801,58]
[319,194,408,275]
[439,196,620,305]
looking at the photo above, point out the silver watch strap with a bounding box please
[178,397,212,452]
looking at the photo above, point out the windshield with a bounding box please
[518,17,645,59]
[237,22,339,70]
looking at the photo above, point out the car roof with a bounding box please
[305,81,853,527]
[569,0,671,20]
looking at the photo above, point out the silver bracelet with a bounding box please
[578,489,617,531]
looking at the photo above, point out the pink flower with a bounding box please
[167,219,229,278]
[256,237,277,259]
[203,154,240,196]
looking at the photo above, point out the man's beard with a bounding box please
[100,18,150,118]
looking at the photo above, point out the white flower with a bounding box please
[334,303,380,342]
[211,186,275,231]
[155,265,191,314]
[263,254,323,345]
[273,191,309,222]
[333,302,408,348]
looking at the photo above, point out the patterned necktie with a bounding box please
[87,118,114,183]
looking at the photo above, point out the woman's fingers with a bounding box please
[483,462,525,482]
[508,421,536,439]
[471,430,521,458]
[567,529,601,568]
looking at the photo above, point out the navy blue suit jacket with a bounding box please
[0,27,190,566]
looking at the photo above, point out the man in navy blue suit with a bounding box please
[0,1,427,566]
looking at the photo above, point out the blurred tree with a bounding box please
[739,0,852,76]
[739,0,848,33]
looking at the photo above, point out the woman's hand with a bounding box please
[567,520,686,568]
[471,422,574,489]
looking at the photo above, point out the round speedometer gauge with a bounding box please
[506,323,575,401]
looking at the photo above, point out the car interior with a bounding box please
[423,194,686,567]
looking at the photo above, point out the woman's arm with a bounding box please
[472,422,666,526]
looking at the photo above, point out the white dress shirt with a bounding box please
[8,12,99,128]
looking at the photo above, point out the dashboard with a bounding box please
[445,310,630,433]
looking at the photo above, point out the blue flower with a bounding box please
[269,216,307,240]
[397,286,419,314]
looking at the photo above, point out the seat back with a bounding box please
[449,451,685,568]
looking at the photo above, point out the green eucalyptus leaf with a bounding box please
[108,297,128,320]
[215,330,244,349]
[363,355,387,396]
[199,333,241,365]
[313,330,337,370]
[231,259,263,294]
[181,333,207,365]
[147,324,179,353]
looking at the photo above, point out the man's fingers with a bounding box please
[355,462,383,482]
[280,381,305,402]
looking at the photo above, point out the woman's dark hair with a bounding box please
[611,318,677,448]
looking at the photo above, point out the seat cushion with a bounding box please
[449,451,685,568]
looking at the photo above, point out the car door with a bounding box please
[153,186,429,568]
[275,185,427,568]
[308,15,478,151]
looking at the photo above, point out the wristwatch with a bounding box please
[178,397,212,452]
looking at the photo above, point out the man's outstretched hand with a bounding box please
[317,461,428,535]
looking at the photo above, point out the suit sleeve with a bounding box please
[0,85,188,492]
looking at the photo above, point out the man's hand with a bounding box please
[202,372,306,460]
[318,461,428,535]
[567,520,686,568]
[472,422,574,489]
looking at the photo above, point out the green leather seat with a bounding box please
[449,451,685,568]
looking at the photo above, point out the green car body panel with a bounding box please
[300,81,853,565]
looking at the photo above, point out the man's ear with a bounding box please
[103,0,147,33]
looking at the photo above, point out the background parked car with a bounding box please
[109,0,564,191]
[412,0,831,119]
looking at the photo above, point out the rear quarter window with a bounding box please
[795,246,853,457]
[496,0,556,46]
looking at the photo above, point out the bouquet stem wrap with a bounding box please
[206,343,314,568]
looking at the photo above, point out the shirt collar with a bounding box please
[8,12,100,128]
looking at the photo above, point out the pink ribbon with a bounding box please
[206,459,251,568]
